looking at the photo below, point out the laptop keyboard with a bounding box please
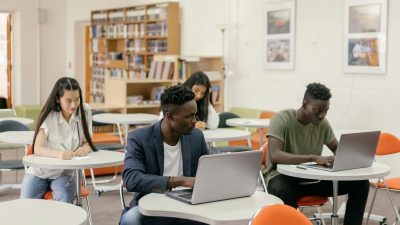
[174,189,193,200]
[307,163,333,169]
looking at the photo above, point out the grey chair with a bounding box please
[0,120,30,186]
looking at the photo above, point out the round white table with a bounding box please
[139,191,283,225]
[202,128,251,150]
[92,113,159,145]
[278,162,390,225]
[23,150,124,206]
[0,117,34,126]
[0,199,88,225]
[0,131,34,145]
[226,118,270,148]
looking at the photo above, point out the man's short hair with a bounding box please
[161,85,195,113]
[304,83,332,101]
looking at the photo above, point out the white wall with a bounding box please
[0,0,39,105]
[5,0,400,133]
[228,0,400,133]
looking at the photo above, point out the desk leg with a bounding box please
[331,181,339,225]
[259,128,263,149]
[116,123,124,145]
[125,124,129,147]
[76,169,82,206]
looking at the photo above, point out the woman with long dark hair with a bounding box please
[20,77,96,203]
[182,71,219,129]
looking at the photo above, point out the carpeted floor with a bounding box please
[1,148,399,225]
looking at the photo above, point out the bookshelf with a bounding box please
[86,2,180,104]
[152,55,224,112]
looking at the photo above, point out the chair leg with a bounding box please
[259,170,267,192]
[120,180,126,210]
[85,196,93,225]
[382,180,400,223]
[316,206,326,225]
[366,180,380,225]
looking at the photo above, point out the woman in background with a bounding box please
[182,71,219,129]
[20,77,96,203]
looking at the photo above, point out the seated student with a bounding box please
[264,83,369,225]
[120,85,208,225]
[160,71,219,130]
[20,77,96,203]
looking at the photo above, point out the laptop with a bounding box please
[166,150,262,204]
[305,131,381,172]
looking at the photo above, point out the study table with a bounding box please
[92,113,159,145]
[139,191,283,225]
[226,118,270,148]
[202,128,251,150]
[23,150,124,206]
[278,162,390,225]
[0,199,88,225]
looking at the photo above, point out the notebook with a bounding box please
[305,131,381,172]
[166,150,262,204]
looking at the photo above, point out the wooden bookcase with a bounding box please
[86,2,180,105]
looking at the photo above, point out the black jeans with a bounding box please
[267,174,369,225]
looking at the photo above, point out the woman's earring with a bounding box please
[53,103,61,112]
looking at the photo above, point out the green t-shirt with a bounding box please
[264,109,335,183]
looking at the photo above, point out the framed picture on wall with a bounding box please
[344,0,387,74]
[264,1,296,70]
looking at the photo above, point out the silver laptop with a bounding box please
[166,150,262,204]
[306,131,381,172]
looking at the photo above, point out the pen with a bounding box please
[195,115,200,121]
[296,165,307,170]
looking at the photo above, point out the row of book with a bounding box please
[93,6,168,24]
[147,40,168,53]
[148,61,175,80]
[126,55,145,69]
[97,23,168,39]
[126,39,146,52]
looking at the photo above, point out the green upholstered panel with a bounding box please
[14,105,43,130]
[0,109,15,118]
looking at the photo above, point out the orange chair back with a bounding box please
[376,132,400,155]
[27,144,33,155]
[261,142,268,166]
[250,204,312,225]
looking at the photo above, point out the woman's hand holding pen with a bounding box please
[195,121,206,130]
[74,146,91,157]
[58,150,75,160]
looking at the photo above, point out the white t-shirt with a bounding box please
[27,103,93,179]
[163,139,183,177]
[159,104,220,130]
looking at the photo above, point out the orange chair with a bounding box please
[229,111,275,149]
[366,132,400,225]
[260,143,328,224]
[249,204,312,225]
[26,145,93,225]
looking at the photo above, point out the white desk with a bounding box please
[226,118,270,148]
[278,163,390,225]
[0,131,34,145]
[23,150,124,205]
[92,113,159,145]
[0,117,34,126]
[0,199,88,225]
[139,191,283,225]
[203,128,251,149]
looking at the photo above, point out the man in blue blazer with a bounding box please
[120,85,208,225]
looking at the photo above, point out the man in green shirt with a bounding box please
[265,83,369,225]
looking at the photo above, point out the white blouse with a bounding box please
[27,103,93,179]
[159,104,219,130]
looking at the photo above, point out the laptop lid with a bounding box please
[331,131,381,171]
[188,150,262,204]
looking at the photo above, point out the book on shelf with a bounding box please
[211,85,220,103]
[148,61,157,79]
